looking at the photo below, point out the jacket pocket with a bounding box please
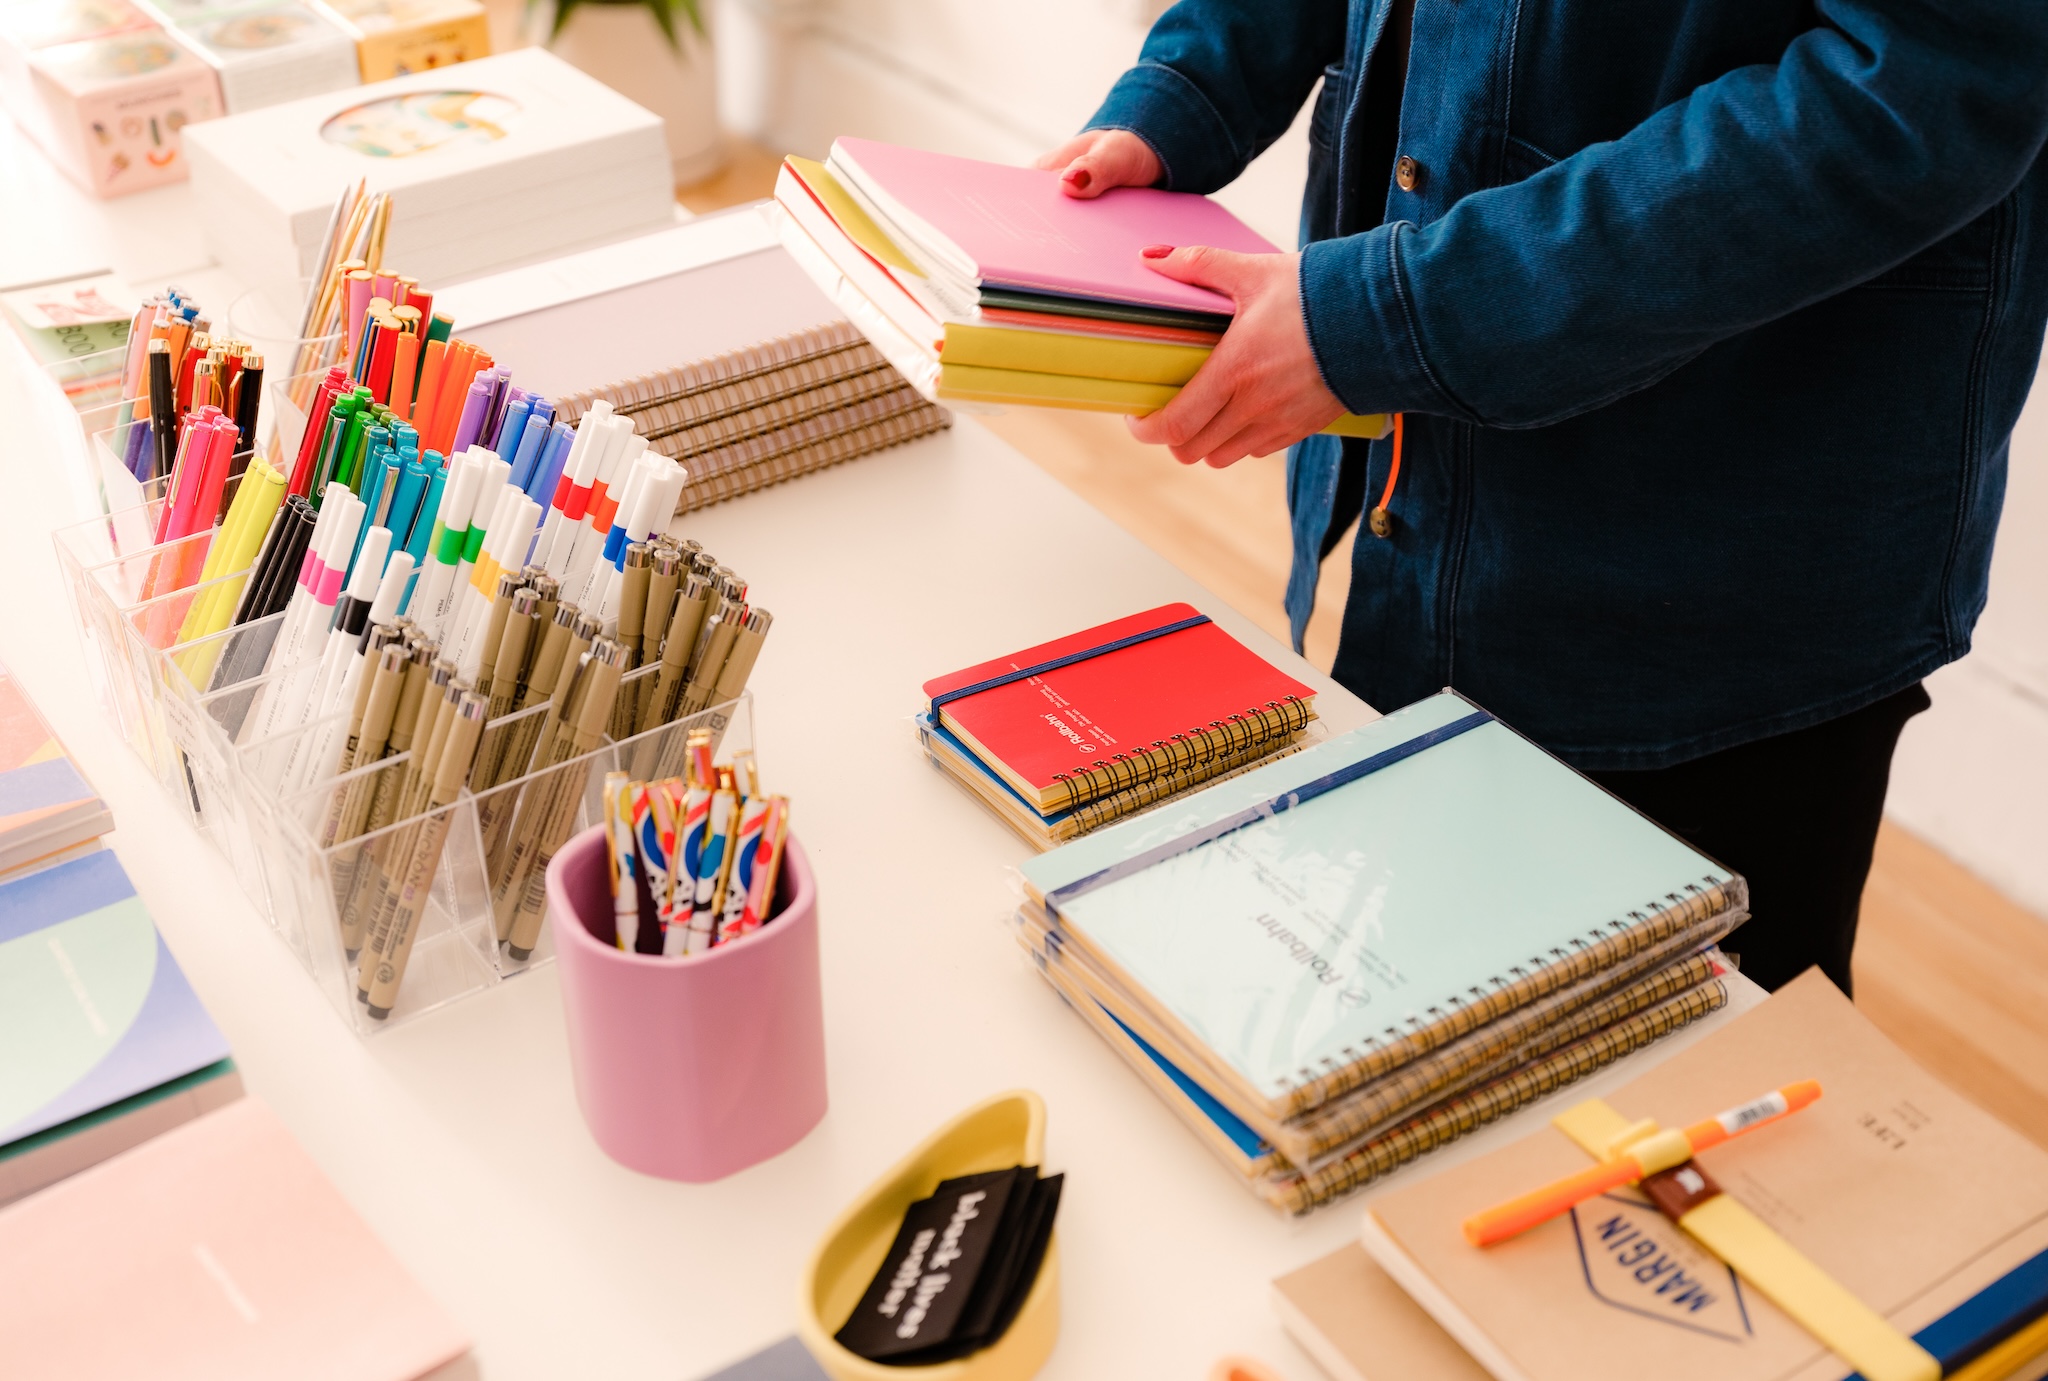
[1308,63,1346,157]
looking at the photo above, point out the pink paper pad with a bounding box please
[834,137,1282,316]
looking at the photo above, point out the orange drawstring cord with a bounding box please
[1368,412,1403,538]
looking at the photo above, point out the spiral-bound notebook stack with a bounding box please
[1012,691,1749,1214]
[917,604,1321,848]
[555,319,950,517]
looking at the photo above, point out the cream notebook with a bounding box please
[0,1096,470,1381]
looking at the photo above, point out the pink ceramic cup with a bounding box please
[547,824,827,1181]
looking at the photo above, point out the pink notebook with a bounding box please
[0,1097,471,1381]
[829,137,1281,315]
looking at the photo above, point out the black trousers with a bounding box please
[1587,683,1930,996]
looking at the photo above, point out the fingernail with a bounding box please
[1141,244,1174,259]
[1063,168,1091,190]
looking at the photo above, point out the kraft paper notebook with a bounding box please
[1358,972,2048,1381]
[1015,692,1747,1125]
[1273,1245,2048,1381]
[0,849,241,1204]
[0,1097,471,1381]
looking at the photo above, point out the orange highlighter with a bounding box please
[1463,1080,1822,1246]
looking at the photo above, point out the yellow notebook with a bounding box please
[780,156,1393,438]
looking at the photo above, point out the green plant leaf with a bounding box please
[540,0,705,48]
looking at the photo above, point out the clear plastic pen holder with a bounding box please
[255,680,758,1035]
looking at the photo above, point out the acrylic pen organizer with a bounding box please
[54,478,761,1036]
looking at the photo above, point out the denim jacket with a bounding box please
[1084,0,2048,769]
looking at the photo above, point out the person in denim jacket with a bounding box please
[1042,0,2048,993]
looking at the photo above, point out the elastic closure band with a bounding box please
[1047,708,1495,908]
[930,613,1212,712]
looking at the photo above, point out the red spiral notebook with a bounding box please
[921,604,1316,815]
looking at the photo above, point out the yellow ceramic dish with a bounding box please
[797,1090,1060,1381]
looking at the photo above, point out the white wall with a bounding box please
[719,0,2048,918]
[712,0,1310,246]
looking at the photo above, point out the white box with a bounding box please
[145,0,361,113]
[180,46,676,287]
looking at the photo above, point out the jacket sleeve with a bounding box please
[1301,0,2048,427]
[1080,0,1349,193]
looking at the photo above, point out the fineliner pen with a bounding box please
[415,453,481,638]
[506,404,551,493]
[442,456,511,646]
[535,402,614,575]
[578,451,655,611]
[451,378,492,454]
[560,425,639,601]
[527,419,574,504]
[446,478,517,660]
[495,395,532,464]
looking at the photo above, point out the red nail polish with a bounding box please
[1063,168,1091,190]
[1141,244,1174,259]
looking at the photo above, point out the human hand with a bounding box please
[1127,245,1346,467]
[1035,129,1162,198]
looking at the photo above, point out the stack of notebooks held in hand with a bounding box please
[918,604,1319,848]
[1,662,113,878]
[0,1097,471,1381]
[1275,973,2048,1381]
[555,319,950,516]
[1013,691,1747,1214]
[1,851,242,1204]
[768,138,1389,434]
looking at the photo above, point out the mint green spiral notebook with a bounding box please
[1017,692,1745,1121]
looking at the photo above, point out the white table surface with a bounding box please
[0,113,1762,1381]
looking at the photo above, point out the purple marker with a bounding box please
[450,379,492,454]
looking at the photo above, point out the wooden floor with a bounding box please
[686,145,2048,1149]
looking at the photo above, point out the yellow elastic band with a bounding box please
[1678,1195,1938,1381]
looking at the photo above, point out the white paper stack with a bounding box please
[143,0,360,113]
[181,47,676,286]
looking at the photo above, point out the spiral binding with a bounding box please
[555,320,871,424]
[1046,695,1316,814]
[554,318,952,519]
[1062,727,1313,836]
[1271,979,1729,1214]
[1277,948,1724,1166]
[1269,874,1739,1119]
[675,405,950,515]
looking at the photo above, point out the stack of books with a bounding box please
[555,319,951,516]
[181,48,676,286]
[0,851,242,1204]
[1012,692,1747,1214]
[918,604,1320,848]
[1,661,113,879]
[0,1097,471,1380]
[1276,973,2048,1381]
[138,0,360,113]
[768,137,1389,434]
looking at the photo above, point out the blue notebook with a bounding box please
[0,850,236,1189]
[1018,692,1744,1120]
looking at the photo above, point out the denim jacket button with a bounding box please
[1395,154,1422,191]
